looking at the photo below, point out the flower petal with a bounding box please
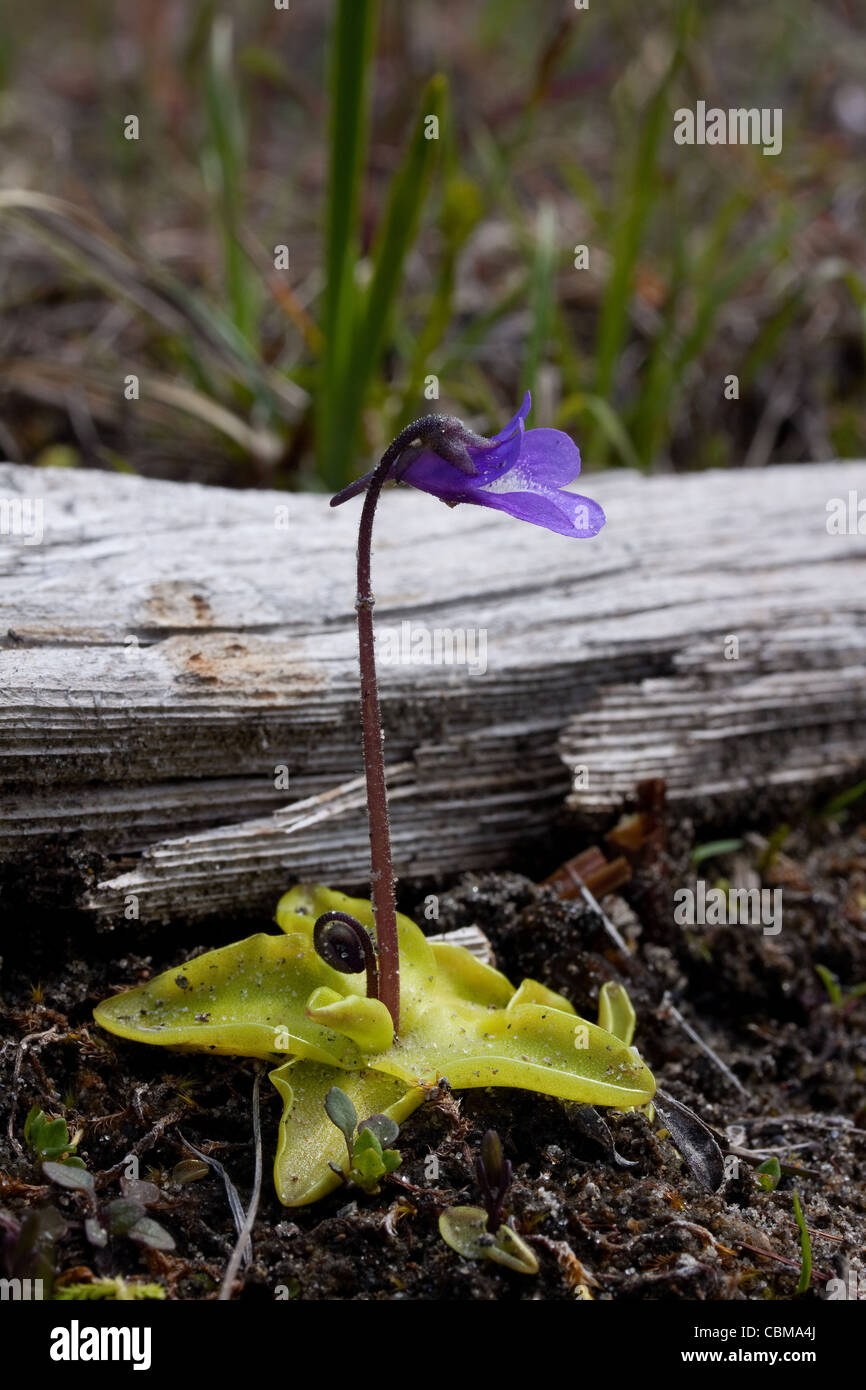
[270,1060,423,1206]
[487,390,532,445]
[505,426,582,488]
[467,485,605,537]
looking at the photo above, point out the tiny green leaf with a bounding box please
[84,1216,108,1248]
[350,1146,388,1192]
[489,1223,539,1275]
[54,1278,166,1301]
[821,779,866,821]
[41,1119,71,1153]
[438,1205,489,1261]
[324,1085,358,1156]
[25,1107,79,1162]
[438,1206,537,1274]
[351,1148,383,1182]
[127,1218,176,1252]
[43,1160,95,1194]
[358,1112,399,1147]
[105,1198,147,1236]
[814,964,842,1007]
[172,1159,210,1184]
[353,1127,384,1160]
[23,1105,43,1144]
[755,1157,781,1192]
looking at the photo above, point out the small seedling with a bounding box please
[439,1129,536,1275]
[815,964,866,1010]
[24,1106,85,1167]
[475,1130,511,1233]
[755,1156,782,1192]
[42,1164,175,1252]
[324,1085,402,1194]
[438,1206,538,1274]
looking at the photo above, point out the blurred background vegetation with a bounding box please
[0,0,864,490]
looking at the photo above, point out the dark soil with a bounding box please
[2,808,865,1301]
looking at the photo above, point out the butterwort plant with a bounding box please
[93,399,655,1208]
[329,391,605,1032]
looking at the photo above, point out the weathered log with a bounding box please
[0,459,863,927]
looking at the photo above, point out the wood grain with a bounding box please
[1,459,863,925]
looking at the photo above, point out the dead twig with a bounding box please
[738,1241,830,1283]
[5,1025,60,1152]
[99,1107,186,1186]
[659,995,749,1100]
[218,1065,264,1301]
[176,1133,250,1265]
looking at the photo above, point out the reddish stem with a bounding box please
[351,446,408,1033]
[338,417,478,1036]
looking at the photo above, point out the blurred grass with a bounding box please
[0,0,864,484]
[203,15,259,346]
[318,0,379,489]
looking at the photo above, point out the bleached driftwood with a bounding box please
[0,458,863,927]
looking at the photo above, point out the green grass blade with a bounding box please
[792,1191,812,1294]
[318,0,379,489]
[351,75,446,387]
[523,201,557,419]
[399,169,482,426]
[592,48,681,414]
[330,71,446,488]
[204,16,258,345]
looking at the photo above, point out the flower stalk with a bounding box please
[337,416,481,1034]
[332,398,604,1036]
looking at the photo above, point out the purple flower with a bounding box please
[331,393,605,539]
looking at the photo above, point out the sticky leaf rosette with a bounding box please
[94,885,654,1206]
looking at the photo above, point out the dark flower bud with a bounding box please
[314,914,365,973]
[419,416,489,476]
[480,1129,505,1187]
[313,911,380,1001]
